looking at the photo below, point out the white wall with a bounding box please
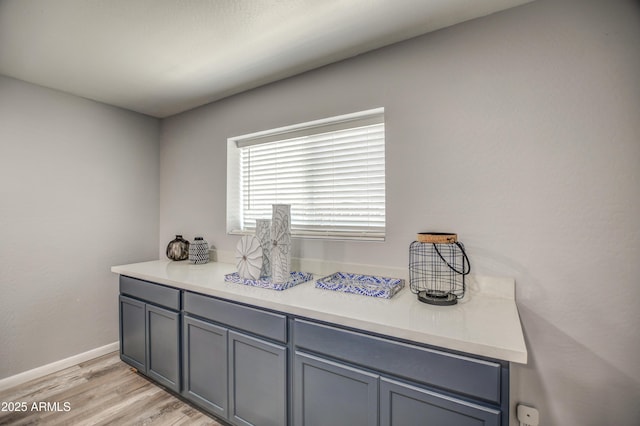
[0,76,160,379]
[159,0,640,423]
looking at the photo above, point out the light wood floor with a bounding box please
[0,352,223,425]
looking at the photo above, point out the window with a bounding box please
[227,108,385,241]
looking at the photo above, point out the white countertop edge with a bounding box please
[111,260,528,364]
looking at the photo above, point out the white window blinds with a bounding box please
[227,108,385,241]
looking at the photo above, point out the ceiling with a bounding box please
[0,0,532,118]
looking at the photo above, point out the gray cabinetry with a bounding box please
[229,331,287,426]
[294,351,378,426]
[146,304,180,391]
[119,276,181,393]
[119,295,145,371]
[293,319,506,425]
[182,315,228,417]
[293,319,501,404]
[183,292,287,426]
[116,275,511,426]
[380,377,500,426]
[184,292,287,343]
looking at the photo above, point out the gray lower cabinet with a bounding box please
[293,319,507,426]
[119,294,181,392]
[380,377,501,426]
[181,319,287,426]
[119,295,146,372]
[119,276,181,393]
[229,331,287,426]
[294,351,379,426]
[146,304,181,391]
[118,277,510,426]
[182,291,288,426]
[182,317,287,426]
[182,315,229,418]
[293,352,500,426]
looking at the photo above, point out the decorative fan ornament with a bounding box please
[235,235,263,280]
[271,204,292,283]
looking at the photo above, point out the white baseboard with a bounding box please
[0,341,119,392]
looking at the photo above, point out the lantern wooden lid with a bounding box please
[416,232,458,243]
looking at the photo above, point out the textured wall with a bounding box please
[159,0,640,424]
[0,76,160,379]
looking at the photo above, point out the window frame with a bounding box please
[226,108,386,241]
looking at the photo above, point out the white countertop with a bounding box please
[111,259,527,364]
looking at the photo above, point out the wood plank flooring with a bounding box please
[0,352,223,425]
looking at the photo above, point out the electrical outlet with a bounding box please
[517,404,539,426]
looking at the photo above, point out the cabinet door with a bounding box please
[380,377,501,426]
[146,304,181,392]
[229,331,287,426]
[183,316,229,418]
[119,295,146,371]
[294,351,379,426]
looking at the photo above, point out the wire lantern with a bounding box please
[409,233,471,306]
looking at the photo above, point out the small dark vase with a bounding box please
[166,235,190,261]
